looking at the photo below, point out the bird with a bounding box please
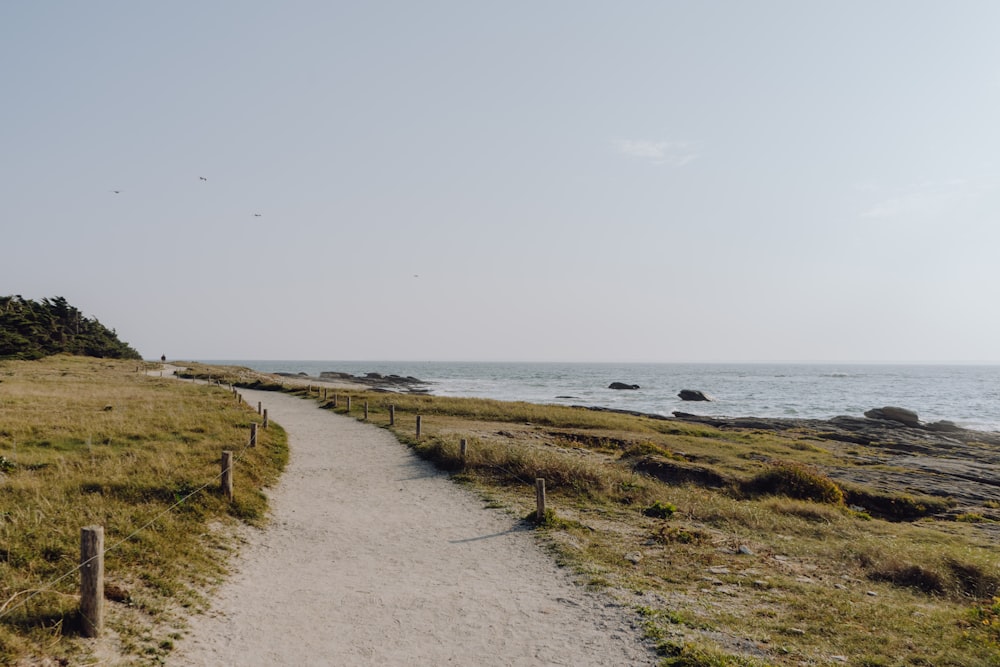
[111,190,121,194]
[253,213,262,217]
[199,176,207,181]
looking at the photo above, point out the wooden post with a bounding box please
[221,451,233,500]
[323,388,328,400]
[346,396,352,413]
[250,423,258,448]
[263,409,269,429]
[257,401,262,415]
[535,478,546,522]
[333,394,338,408]
[389,405,395,426]
[364,401,369,420]
[80,526,104,638]
[416,415,422,438]
[460,438,468,464]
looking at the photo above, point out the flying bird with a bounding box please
[253,213,262,217]
[199,176,207,181]
[111,190,121,194]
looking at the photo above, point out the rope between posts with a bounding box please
[0,422,258,623]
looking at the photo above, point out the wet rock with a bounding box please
[678,389,711,401]
[609,382,640,390]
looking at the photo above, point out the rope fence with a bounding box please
[2,374,551,642]
[0,375,266,636]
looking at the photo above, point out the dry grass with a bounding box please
[0,356,287,665]
[287,381,1000,667]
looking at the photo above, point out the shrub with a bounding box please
[643,500,677,519]
[742,460,844,505]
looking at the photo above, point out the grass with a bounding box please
[260,377,1000,667]
[7,359,1000,665]
[0,356,287,665]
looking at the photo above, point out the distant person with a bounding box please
[161,354,166,363]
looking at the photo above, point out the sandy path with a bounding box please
[168,388,655,666]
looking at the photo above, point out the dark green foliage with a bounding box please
[643,500,677,518]
[0,295,140,360]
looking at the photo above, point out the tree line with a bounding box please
[0,295,142,361]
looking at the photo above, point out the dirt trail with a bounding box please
[168,388,655,666]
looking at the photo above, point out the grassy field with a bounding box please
[0,356,287,665]
[178,362,1000,667]
[4,358,1000,666]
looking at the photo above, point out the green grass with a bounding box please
[0,356,287,664]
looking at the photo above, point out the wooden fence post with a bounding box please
[460,438,468,465]
[257,401,262,415]
[535,478,546,522]
[80,526,104,638]
[346,397,352,413]
[333,394,338,408]
[221,451,233,500]
[416,415,422,438]
[389,405,395,426]
[250,423,258,448]
[323,388,328,400]
[364,401,369,420]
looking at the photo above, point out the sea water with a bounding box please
[199,361,1000,432]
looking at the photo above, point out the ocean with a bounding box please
[199,361,1000,432]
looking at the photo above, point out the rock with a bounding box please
[609,382,640,390]
[925,420,962,433]
[864,406,920,427]
[678,389,711,402]
[624,551,643,564]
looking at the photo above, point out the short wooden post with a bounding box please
[80,526,104,638]
[323,388,328,400]
[250,423,258,448]
[263,409,269,429]
[221,451,233,500]
[346,396,352,413]
[416,415,422,438]
[333,394,338,408]
[389,405,395,426]
[257,401,262,415]
[535,478,546,522]
[364,401,369,420]
[460,438,468,464]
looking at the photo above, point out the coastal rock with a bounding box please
[864,406,921,427]
[678,389,712,402]
[609,382,640,390]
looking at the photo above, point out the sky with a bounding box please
[2,2,999,363]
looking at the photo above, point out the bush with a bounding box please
[742,460,844,505]
[643,500,677,519]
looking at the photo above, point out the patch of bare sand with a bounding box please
[168,389,656,666]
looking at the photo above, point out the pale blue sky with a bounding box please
[3,2,998,362]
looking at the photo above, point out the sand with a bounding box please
[167,387,655,666]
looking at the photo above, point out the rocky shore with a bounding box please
[582,403,1000,521]
[274,370,430,393]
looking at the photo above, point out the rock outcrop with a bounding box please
[678,389,712,402]
[609,382,640,390]
[864,406,921,427]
